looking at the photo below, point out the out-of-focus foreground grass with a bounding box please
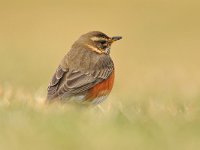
[0,87,200,150]
[0,0,200,150]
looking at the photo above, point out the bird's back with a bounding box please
[47,45,114,103]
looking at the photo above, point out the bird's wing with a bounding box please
[47,61,114,100]
[47,65,67,100]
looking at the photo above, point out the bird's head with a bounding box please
[76,31,122,55]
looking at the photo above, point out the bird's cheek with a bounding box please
[102,43,109,49]
[97,44,102,49]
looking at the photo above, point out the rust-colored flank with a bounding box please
[86,71,115,100]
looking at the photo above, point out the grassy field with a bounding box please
[0,0,200,150]
[0,86,200,150]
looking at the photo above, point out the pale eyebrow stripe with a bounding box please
[85,44,106,54]
[91,36,107,41]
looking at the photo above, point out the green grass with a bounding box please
[0,87,200,150]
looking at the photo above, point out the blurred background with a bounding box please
[1,1,200,149]
[0,0,200,95]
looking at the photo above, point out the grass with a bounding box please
[0,86,200,150]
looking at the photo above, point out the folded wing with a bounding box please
[47,61,113,101]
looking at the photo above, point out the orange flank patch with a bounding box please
[86,71,115,101]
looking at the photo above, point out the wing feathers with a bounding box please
[47,52,114,101]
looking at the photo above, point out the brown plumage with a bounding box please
[47,31,122,105]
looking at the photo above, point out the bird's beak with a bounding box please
[111,36,122,42]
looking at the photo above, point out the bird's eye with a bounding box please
[99,40,107,45]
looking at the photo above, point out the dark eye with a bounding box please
[99,40,107,44]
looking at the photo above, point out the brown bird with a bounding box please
[47,31,122,105]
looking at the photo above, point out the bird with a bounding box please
[47,31,122,105]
